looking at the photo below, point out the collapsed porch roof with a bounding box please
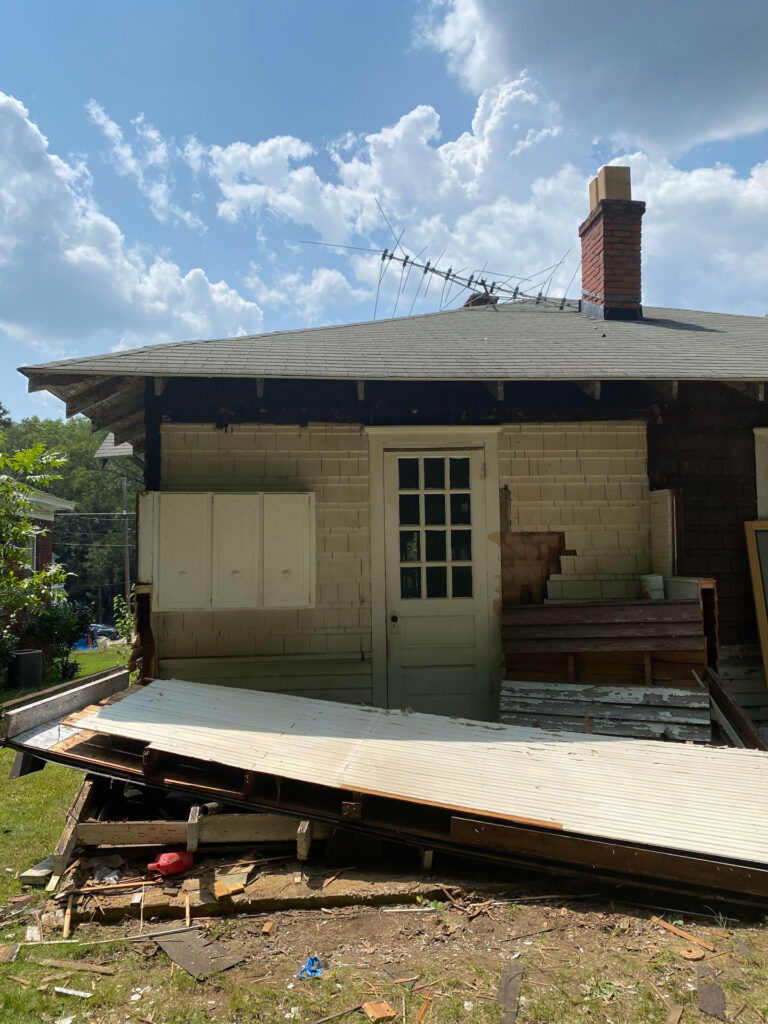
[6,673,768,901]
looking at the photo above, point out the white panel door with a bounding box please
[263,493,315,608]
[384,450,491,719]
[212,495,261,608]
[156,493,211,610]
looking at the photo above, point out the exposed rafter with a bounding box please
[484,381,505,401]
[723,381,765,402]
[576,381,601,400]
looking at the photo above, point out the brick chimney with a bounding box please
[578,166,645,320]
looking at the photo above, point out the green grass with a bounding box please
[69,643,130,678]
[0,647,129,904]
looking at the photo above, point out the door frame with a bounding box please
[366,426,503,712]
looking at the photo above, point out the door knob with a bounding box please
[390,614,399,623]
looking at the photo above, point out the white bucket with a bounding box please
[640,573,665,600]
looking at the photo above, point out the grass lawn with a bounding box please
[0,645,129,903]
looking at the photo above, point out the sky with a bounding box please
[2,0,768,420]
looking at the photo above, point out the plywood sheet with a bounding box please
[72,679,768,865]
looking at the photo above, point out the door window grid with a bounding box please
[398,456,473,599]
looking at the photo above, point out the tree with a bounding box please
[2,417,143,618]
[0,440,68,670]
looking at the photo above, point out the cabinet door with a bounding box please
[156,494,211,609]
[212,494,260,607]
[262,493,315,607]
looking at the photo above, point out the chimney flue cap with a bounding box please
[588,166,631,210]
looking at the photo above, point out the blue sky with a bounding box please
[3,0,768,419]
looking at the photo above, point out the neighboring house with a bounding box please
[18,166,768,732]
[28,489,75,572]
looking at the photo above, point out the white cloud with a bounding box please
[0,91,263,356]
[246,265,367,324]
[87,100,205,231]
[419,0,768,154]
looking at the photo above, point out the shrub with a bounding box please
[26,601,92,680]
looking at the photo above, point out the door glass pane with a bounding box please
[426,566,448,598]
[452,566,473,598]
[425,530,446,562]
[398,458,419,489]
[451,529,472,562]
[399,494,420,525]
[423,457,445,489]
[400,566,421,599]
[400,530,420,562]
[450,493,471,524]
[425,493,446,525]
[450,457,470,489]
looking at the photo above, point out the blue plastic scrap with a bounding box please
[298,956,326,979]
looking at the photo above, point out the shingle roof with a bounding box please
[20,301,768,384]
[18,300,768,452]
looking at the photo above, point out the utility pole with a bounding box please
[121,474,131,611]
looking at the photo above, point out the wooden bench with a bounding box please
[502,599,707,687]
[500,599,711,741]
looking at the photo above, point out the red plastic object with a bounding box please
[147,851,194,876]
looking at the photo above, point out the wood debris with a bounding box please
[651,915,715,951]
[362,1000,398,1022]
[28,956,115,975]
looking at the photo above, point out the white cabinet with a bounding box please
[263,493,315,608]
[212,495,261,608]
[156,494,212,610]
[141,492,315,610]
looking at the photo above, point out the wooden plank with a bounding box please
[745,521,768,698]
[2,669,130,739]
[502,600,702,625]
[702,668,768,750]
[75,814,330,848]
[186,806,201,852]
[502,622,705,640]
[499,698,709,726]
[499,712,710,742]
[54,778,99,876]
[505,637,705,653]
[450,816,768,900]
[500,681,709,708]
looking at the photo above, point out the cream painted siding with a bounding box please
[155,423,372,702]
[500,422,651,600]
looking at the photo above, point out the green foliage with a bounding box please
[26,600,91,680]
[0,439,68,625]
[0,625,18,673]
[113,585,135,639]
[2,416,143,619]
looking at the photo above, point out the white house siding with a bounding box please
[155,423,373,702]
[153,419,652,700]
[499,422,651,601]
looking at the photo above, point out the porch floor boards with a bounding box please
[51,678,768,867]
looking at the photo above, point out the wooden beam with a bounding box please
[484,381,504,401]
[1,668,130,740]
[186,805,201,852]
[653,380,679,401]
[75,813,330,848]
[356,381,365,401]
[724,381,765,402]
[256,379,265,399]
[297,819,312,861]
[8,752,46,779]
[54,777,99,876]
[576,381,601,400]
